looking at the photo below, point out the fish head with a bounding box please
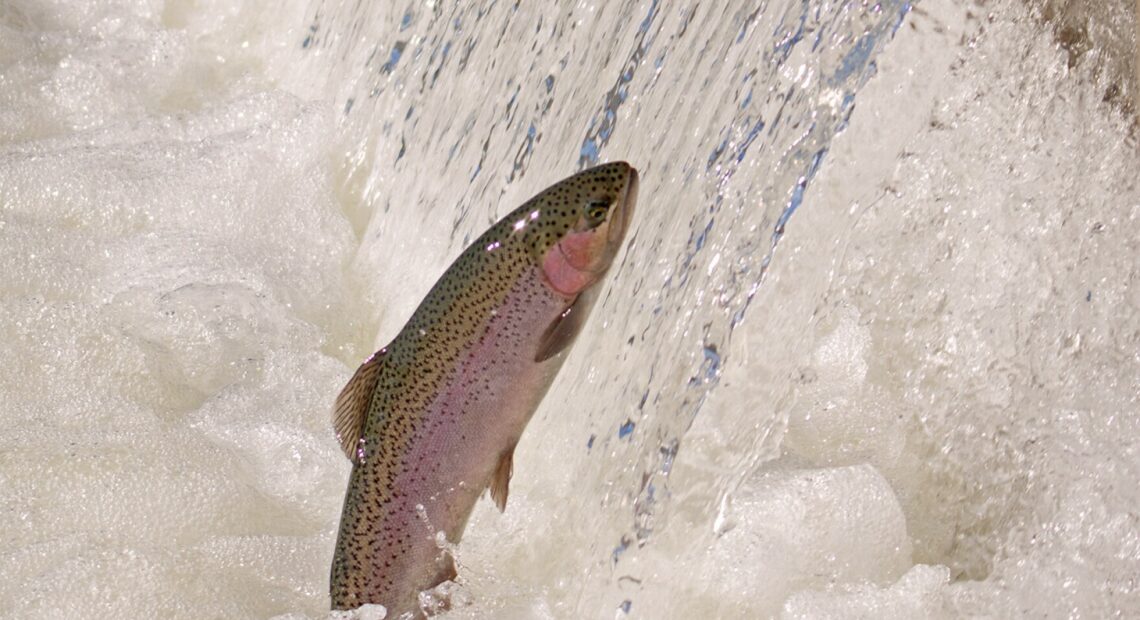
[523,161,639,297]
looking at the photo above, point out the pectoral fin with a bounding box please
[332,348,386,462]
[534,298,586,362]
[489,444,515,512]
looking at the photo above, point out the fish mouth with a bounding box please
[609,165,638,248]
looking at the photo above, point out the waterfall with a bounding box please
[1,0,1137,617]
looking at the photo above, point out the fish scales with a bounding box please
[330,162,639,616]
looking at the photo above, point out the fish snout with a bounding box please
[608,165,638,249]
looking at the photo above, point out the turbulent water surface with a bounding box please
[1,0,1138,618]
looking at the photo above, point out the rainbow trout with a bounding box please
[329,162,639,616]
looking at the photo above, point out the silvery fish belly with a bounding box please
[329,162,639,616]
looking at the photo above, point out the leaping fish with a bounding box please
[330,162,639,616]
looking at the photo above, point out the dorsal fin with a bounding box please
[488,443,516,512]
[332,348,386,462]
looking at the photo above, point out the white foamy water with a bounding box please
[2,0,1138,618]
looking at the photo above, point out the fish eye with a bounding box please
[585,200,610,227]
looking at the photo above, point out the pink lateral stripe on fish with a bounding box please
[330,162,639,617]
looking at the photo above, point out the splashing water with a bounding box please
[1,0,1138,618]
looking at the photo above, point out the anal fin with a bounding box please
[489,444,515,512]
[435,550,458,585]
[331,348,386,463]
